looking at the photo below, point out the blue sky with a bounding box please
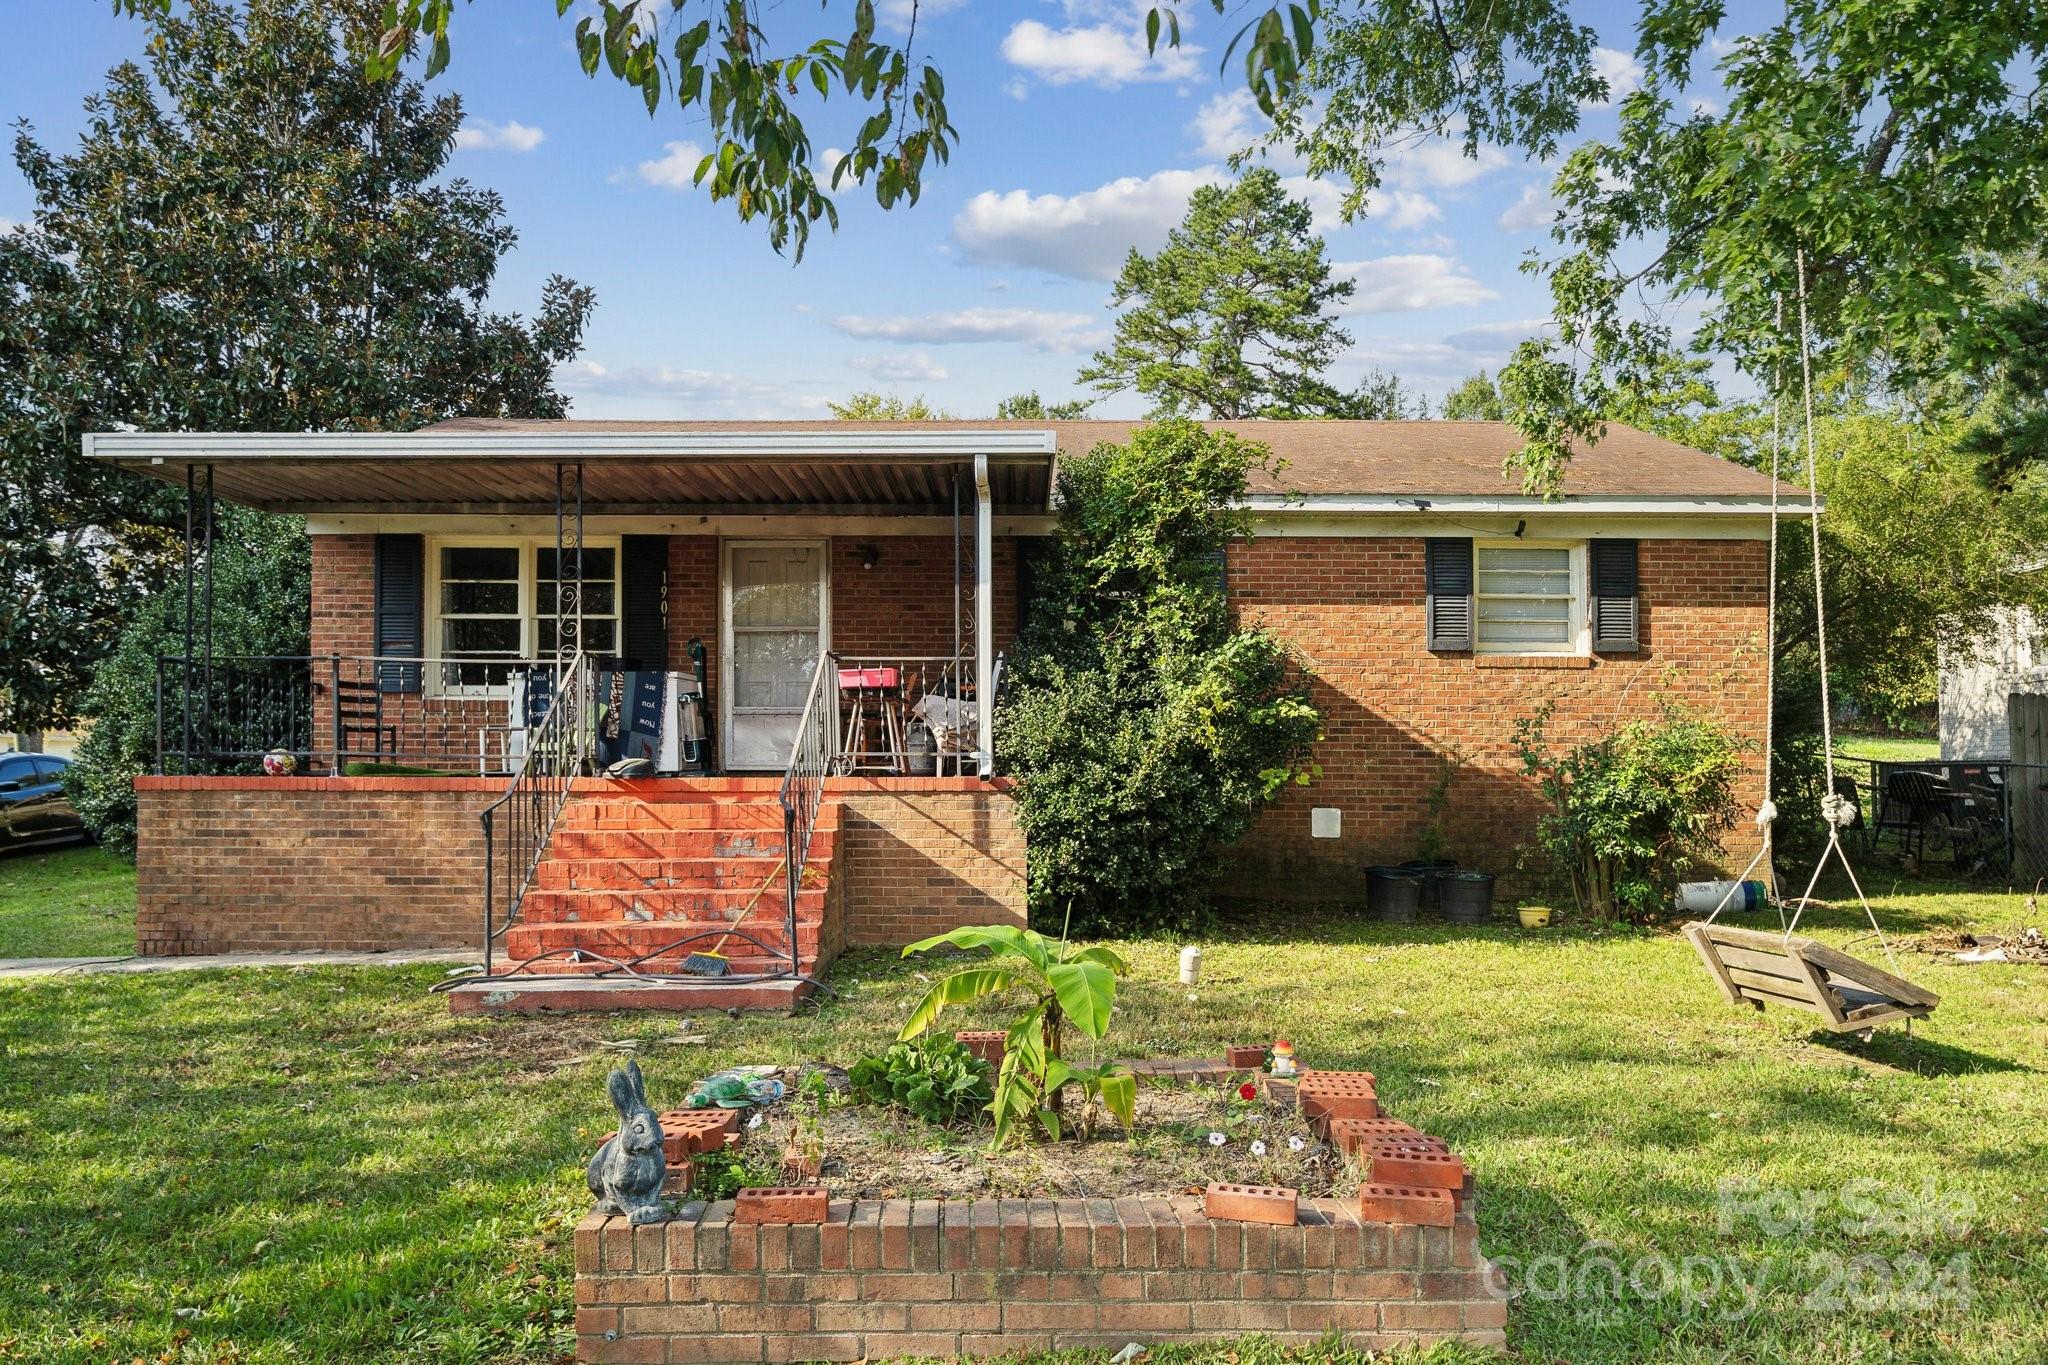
[2,2,1707,421]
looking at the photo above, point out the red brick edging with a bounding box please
[574,1194,1506,1361]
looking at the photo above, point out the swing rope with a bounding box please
[1775,247,1903,975]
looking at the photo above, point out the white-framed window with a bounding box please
[1474,541,1587,654]
[426,537,620,690]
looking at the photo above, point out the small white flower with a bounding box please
[1207,1130,1226,1147]
[746,1112,765,1130]
[1249,1140,1268,1158]
[1287,1135,1306,1153]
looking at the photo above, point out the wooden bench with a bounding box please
[1683,921,1939,1034]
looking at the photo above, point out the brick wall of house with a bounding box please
[835,781,1027,946]
[573,1197,1504,1362]
[1222,536,1771,896]
[134,776,495,955]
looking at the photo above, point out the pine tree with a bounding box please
[1078,170,1355,420]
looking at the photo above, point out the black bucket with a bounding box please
[1366,866,1425,923]
[1440,870,1496,924]
[1400,858,1458,911]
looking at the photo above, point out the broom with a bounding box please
[678,856,789,976]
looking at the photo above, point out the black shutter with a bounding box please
[1424,538,1474,651]
[372,533,423,693]
[620,535,671,670]
[1590,539,1640,653]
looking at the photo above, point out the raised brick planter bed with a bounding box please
[574,1194,1505,1361]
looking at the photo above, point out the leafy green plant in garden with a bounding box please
[1001,420,1322,935]
[1512,702,1748,923]
[897,925,1134,1148]
[691,1141,786,1202]
[847,1037,992,1128]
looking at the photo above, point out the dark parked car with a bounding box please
[0,751,88,849]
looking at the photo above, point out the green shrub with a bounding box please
[66,509,309,856]
[1000,420,1322,935]
[1512,702,1749,922]
[847,1035,993,1127]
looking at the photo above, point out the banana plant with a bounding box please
[898,925,1134,1147]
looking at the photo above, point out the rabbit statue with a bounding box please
[587,1059,668,1224]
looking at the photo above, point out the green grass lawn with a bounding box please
[1835,734,1942,763]
[0,842,136,958]
[1,880,2043,1364]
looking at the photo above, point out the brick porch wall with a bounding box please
[835,780,1027,946]
[130,777,1022,957]
[1222,536,1771,896]
[134,776,497,955]
[573,1197,1504,1362]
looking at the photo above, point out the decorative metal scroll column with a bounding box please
[972,453,994,776]
[553,462,586,675]
[179,462,216,772]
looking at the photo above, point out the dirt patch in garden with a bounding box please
[1900,925,2048,966]
[736,1066,1349,1201]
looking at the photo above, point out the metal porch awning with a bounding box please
[81,427,1059,515]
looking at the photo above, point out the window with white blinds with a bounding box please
[1474,544,1584,653]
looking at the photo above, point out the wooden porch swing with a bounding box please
[1682,251,1940,1037]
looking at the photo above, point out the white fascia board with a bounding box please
[83,430,1057,462]
[1242,492,1817,516]
[305,513,1059,537]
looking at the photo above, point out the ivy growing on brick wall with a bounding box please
[999,420,1322,935]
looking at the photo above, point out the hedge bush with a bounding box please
[67,510,309,855]
[1000,420,1321,935]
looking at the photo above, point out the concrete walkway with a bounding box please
[0,947,479,980]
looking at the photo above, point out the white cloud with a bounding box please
[851,352,950,383]
[1385,134,1510,190]
[1001,19,1199,87]
[453,118,545,153]
[1334,255,1498,313]
[1003,78,1030,101]
[1190,90,1273,162]
[636,141,706,190]
[0,217,19,234]
[1689,96,1724,117]
[1498,182,1559,232]
[1587,46,1645,105]
[1441,318,1555,351]
[559,360,827,420]
[879,0,966,31]
[831,307,1104,352]
[954,168,1225,280]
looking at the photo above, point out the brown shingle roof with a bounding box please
[424,417,1790,499]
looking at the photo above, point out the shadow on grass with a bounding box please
[1802,1028,2032,1078]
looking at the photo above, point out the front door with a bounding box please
[721,540,830,770]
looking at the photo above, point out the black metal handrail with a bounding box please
[776,653,838,977]
[479,651,591,978]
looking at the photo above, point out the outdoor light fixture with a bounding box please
[856,543,881,570]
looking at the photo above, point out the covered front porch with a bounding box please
[90,424,1061,784]
[90,425,1051,983]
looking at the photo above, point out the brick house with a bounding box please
[89,419,1790,1003]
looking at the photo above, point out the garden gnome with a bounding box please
[1269,1039,1297,1076]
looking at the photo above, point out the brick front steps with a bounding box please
[499,789,840,980]
[574,1195,1505,1362]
